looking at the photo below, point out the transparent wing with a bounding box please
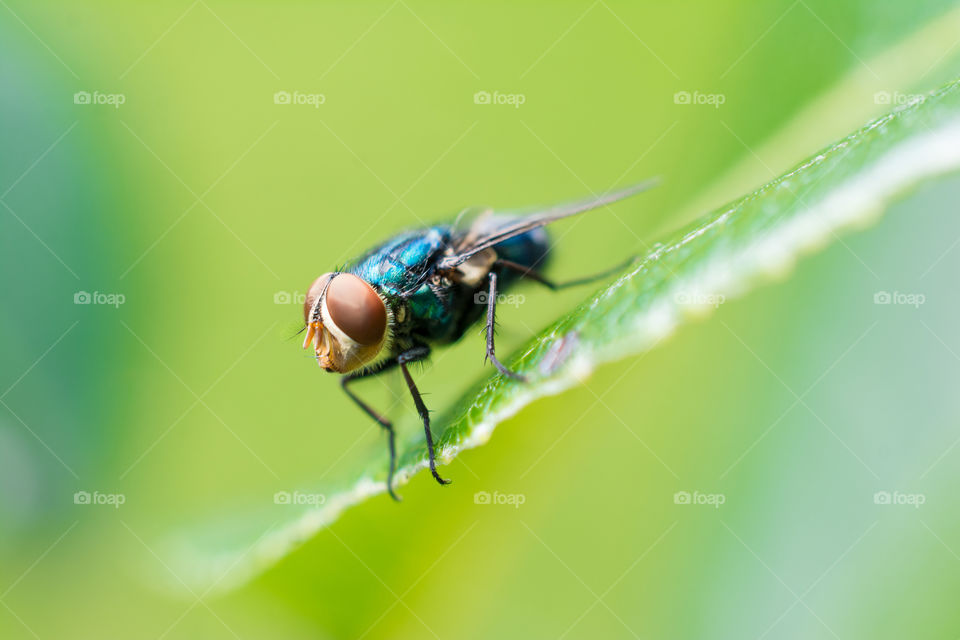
[449,205,496,253]
[439,179,659,270]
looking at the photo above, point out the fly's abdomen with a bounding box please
[493,224,550,277]
[465,212,550,273]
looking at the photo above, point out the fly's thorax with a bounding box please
[302,273,392,373]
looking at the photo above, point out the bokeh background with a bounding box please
[3,1,960,638]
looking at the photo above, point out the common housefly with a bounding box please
[301,180,657,500]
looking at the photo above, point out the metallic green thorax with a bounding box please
[346,222,549,349]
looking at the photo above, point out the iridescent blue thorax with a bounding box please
[346,221,549,348]
[348,226,453,296]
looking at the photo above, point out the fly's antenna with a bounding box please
[280,322,308,343]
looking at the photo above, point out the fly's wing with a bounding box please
[449,205,495,254]
[438,179,659,270]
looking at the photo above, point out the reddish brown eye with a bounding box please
[326,274,387,345]
[303,273,334,323]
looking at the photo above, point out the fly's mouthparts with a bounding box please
[302,321,318,350]
[303,321,333,368]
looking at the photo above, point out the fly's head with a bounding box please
[303,273,389,373]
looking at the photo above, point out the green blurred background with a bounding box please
[3,1,960,638]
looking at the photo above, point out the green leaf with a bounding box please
[166,78,960,593]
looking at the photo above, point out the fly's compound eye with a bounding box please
[304,273,335,324]
[325,273,387,346]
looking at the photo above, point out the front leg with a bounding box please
[398,345,451,486]
[341,358,402,501]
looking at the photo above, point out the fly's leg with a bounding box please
[398,345,451,486]
[341,359,402,501]
[484,272,527,382]
[495,255,638,290]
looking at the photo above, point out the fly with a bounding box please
[300,180,657,500]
